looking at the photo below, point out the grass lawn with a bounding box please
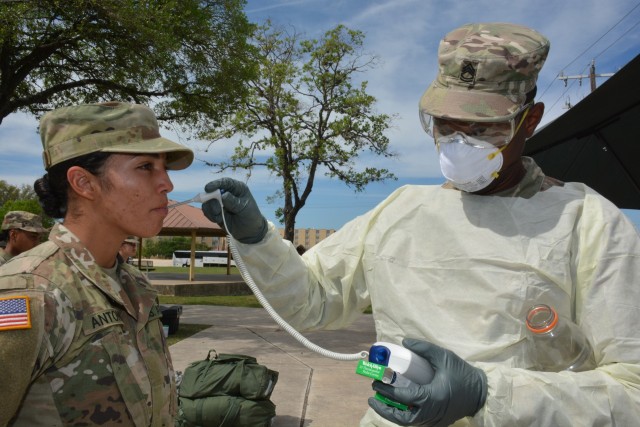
[159,294,261,307]
[166,323,210,346]
[151,266,241,274]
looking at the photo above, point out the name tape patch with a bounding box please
[84,309,124,335]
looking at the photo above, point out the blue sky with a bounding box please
[1,0,640,229]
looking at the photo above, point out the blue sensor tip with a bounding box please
[369,345,391,366]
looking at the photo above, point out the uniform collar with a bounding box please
[49,224,156,319]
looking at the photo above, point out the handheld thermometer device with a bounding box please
[356,341,434,410]
[369,342,434,385]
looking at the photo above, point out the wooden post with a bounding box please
[189,230,196,281]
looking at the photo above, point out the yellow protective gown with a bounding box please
[232,159,640,426]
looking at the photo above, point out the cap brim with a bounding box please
[21,226,48,233]
[101,137,194,170]
[419,82,524,122]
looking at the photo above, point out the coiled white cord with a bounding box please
[204,190,368,361]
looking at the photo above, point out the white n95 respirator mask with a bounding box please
[437,133,505,193]
[421,104,532,193]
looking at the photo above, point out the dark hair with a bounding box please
[34,152,112,218]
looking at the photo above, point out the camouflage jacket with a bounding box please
[0,224,176,426]
[0,249,10,266]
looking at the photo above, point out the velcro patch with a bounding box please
[0,296,31,331]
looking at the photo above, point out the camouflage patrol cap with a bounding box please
[40,102,194,170]
[1,211,47,233]
[420,23,550,122]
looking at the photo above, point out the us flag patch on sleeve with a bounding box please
[0,296,31,331]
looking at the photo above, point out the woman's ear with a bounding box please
[67,166,97,201]
[523,102,545,138]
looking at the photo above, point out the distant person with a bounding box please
[0,211,47,266]
[119,236,138,264]
[200,23,640,426]
[0,101,193,425]
[295,244,306,255]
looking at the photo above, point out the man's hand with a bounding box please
[369,338,487,426]
[202,178,268,244]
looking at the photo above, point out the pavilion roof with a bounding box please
[159,200,226,237]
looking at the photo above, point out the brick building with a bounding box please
[278,228,336,251]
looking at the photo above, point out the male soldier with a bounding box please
[0,211,47,266]
[200,23,640,426]
[119,236,138,264]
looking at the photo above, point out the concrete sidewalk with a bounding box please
[169,305,377,427]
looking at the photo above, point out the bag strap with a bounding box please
[195,398,205,425]
[191,395,241,426]
[219,397,242,427]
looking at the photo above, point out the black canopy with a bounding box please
[524,54,640,209]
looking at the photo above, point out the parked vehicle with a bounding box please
[172,250,235,267]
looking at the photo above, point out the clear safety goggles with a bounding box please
[420,103,532,149]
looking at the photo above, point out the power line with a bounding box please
[561,1,640,71]
[539,1,640,101]
[594,18,640,61]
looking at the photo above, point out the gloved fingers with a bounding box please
[372,380,429,408]
[218,189,252,214]
[205,177,249,199]
[202,199,223,225]
[368,396,420,426]
[204,179,255,215]
[204,179,224,194]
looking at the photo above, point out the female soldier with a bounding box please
[0,102,193,426]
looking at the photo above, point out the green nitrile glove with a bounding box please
[368,338,487,427]
[202,178,268,244]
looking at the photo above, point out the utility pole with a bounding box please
[558,59,615,93]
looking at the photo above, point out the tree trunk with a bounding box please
[283,211,296,242]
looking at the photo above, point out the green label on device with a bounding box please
[355,360,386,380]
[356,360,410,411]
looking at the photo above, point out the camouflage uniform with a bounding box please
[0,224,176,426]
[0,249,10,266]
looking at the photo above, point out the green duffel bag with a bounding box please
[178,349,279,401]
[176,395,276,427]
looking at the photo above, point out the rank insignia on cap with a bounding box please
[459,60,478,85]
[0,296,32,331]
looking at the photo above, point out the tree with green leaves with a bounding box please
[202,22,397,241]
[0,180,35,207]
[0,0,256,132]
[142,236,209,258]
[0,181,55,230]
